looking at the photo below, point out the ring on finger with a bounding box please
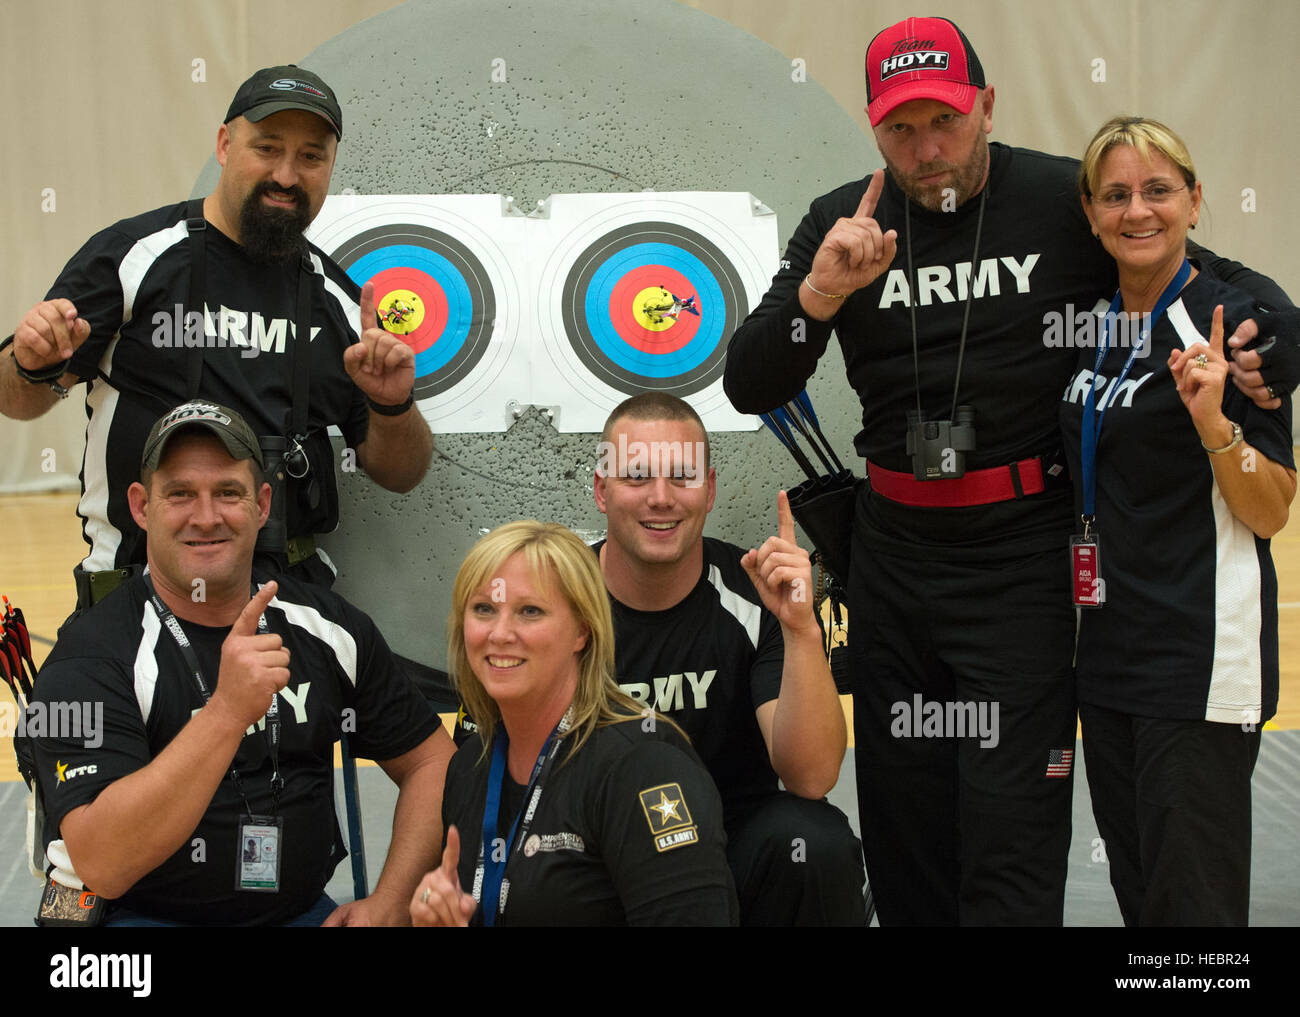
[1267,386,1277,399]
[421,887,431,904]
[1193,354,1208,368]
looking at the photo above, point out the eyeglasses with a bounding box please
[1091,183,1188,210]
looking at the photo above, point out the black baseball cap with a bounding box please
[224,65,342,139]
[142,401,264,471]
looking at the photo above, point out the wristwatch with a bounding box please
[367,391,414,416]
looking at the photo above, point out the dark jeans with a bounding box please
[104,893,338,927]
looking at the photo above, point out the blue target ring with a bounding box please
[329,224,496,400]
[347,245,471,376]
[584,243,724,377]
[560,222,746,396]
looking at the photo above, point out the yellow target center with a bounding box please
[634,286,679,332]
[377,289,425,335]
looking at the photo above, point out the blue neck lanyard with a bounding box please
[1080,258,1191,523]
[478,717,567,926]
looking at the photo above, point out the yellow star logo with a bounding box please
[650,790,681,824]
[55,760,68,784]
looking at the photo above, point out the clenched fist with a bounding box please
[14,299,91,371]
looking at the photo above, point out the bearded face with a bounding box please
[237,180,312,265]
[214,111,335,264]
[880,130,990,212]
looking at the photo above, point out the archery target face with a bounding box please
[540,199,761,408]
[308,198,518,418]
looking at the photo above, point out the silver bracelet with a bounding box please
[1201,420,1243,454]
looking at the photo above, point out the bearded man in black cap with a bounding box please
[1,65,433,606]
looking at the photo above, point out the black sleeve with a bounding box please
[342,600,441,761]
[1238,389,1295,471]
[342,379,370,451]
[30,657,152,842]
[1250,308,1300,394]
[723,198,840,414]
[1190,240,1295,313]
[749,602,784,711]
[44,226,137,382]
[338,289,370,452]
[595,738,738,926]
[314,254,370,449]
[451,701,479,748]
[1219,297,1296,471]
[1190,242,1300,393]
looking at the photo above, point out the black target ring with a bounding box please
[559,221,746,397]
[331,224,497,400]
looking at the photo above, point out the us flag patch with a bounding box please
[1045,748,1074,778]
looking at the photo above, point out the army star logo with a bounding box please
[649,790,682,824]
[638,782,700,853]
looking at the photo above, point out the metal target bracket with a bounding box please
[505,401,560,429]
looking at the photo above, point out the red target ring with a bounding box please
[367,265,450,356]
[606,266,701,355]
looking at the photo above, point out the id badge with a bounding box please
[236,816,282,893]
[1070,534,1104,608]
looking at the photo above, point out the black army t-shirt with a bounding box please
[33,573,440,924]
[44,202,368,570]
[598,537,784,827]
[1059,273,1293,722]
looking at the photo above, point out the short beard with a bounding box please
[883,133,990,212]
[238,182,311,264]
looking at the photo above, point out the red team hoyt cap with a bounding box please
[865,16,986,126]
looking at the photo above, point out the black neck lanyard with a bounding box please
[144,571,284,816]
[476,710,572,926]
[904,185,988,421]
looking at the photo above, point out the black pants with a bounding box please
[1080,702,1261,926]
[849,515,1077,926]
[725,793,867,926]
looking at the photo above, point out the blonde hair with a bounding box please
[447,520,675,756]
[1079,115,1197,199]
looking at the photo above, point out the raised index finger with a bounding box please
[777,489,796,544]
[442,825,461,877]
[1211,305,1226,359]
[855,168,885,220]
[232,581,277,637]
[359,281,378,333]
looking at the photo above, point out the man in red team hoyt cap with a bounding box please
[724,15,1298,925]
[865,16,985,126]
